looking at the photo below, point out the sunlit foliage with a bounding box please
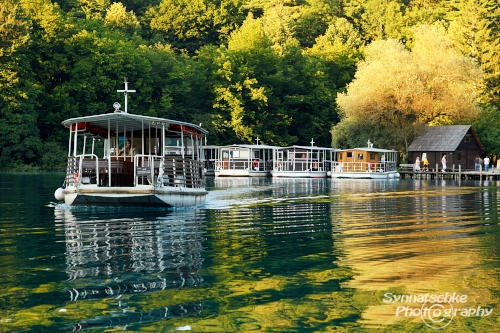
[0,0,499,169]
[333,25,484,156]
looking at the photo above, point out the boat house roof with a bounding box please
[407,125,483,152]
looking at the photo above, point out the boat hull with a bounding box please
[63,185,207,207]
[215,169,270,177]
[271,170,328,178]
[331,171,400,179]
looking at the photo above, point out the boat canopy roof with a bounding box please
[346,147,398,153]
[219,144,279,150]
[62,112,208,135]
[277,145,338,151]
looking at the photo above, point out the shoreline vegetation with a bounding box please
[1,0,499,172]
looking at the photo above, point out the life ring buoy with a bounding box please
[74,173,79,184]
[252,159,259,169]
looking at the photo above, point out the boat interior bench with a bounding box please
[80,158,134,187]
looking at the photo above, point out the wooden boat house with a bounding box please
[407,125,484,171]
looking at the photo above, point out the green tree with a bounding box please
[447,0,500,106]
[0,0,42,170]
[104,2,140,35]
[147,0,244,54]
[472,104,500,155]
[307,17,364,87]
[208,12,340,146]
[77,0,110,20]
[210,14,294,145]
[341,0,406,41]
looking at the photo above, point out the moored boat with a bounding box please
[330,141,400,179]
[214,143,276,177]
[202,145,221,177]
[271,143,337,178]
[54,78,208,207]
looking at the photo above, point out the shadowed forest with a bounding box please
[1,0,499,170]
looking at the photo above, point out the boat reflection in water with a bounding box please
[54,208,205,331]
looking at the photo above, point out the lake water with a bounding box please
[1,173,500,332]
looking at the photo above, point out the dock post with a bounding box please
[480,165,482,182]
[436,164,439,179]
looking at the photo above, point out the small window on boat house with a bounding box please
[464,134,471,142]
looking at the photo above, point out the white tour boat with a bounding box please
[54,78,208,207]
[214,141,277,177]
[271,142,337,178]
[330,141,400,179]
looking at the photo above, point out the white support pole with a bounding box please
[73,124,78,157]
[68,127,72,157]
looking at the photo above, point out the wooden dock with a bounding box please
[399,164,500,180]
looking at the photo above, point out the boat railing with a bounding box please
[137,154,204,189]
[274,159,329,172]
[67,154,102,186]
[332,161,397,172]
[215,159,272,171]
[68,153,204,188]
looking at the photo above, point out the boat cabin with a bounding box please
[215,144,277,177]
[335,145,398,173]
[271,145,337,177]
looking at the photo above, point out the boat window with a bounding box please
[370,153,375,160]
[358,153,363,160]
[232,151,240,158]
[165,137,180,146]
[347,152,353,158]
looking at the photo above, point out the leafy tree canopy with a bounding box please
[333,25,484,157]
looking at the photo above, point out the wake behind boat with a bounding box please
[54,78,208,207]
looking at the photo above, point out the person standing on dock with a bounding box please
[415,157,421,172]
[422,156,429,171]
[475,156,480,171]
[441,154,447,172]
[484,156,490,172]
